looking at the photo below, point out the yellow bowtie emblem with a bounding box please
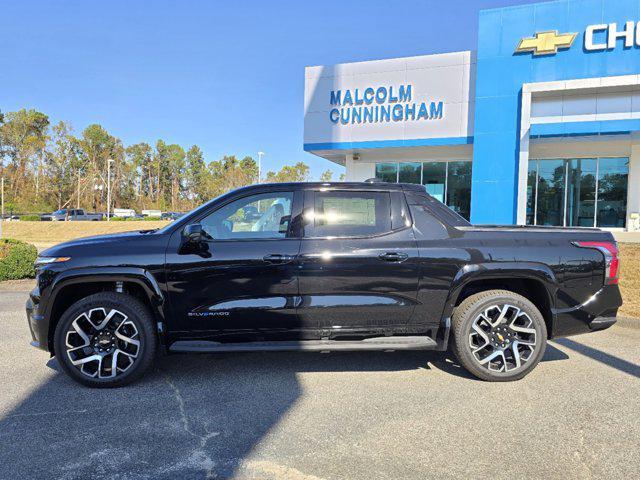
[516,30,577,56]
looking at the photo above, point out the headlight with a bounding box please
[35,256,71,265]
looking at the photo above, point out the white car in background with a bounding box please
[113,208,136,219]
[141,209,162,218]
[41,209,103,221]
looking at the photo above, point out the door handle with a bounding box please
[263,254,295,264]
[378,252,409,262]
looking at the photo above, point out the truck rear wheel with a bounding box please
[54,292,157,388]
[451,290,547,382]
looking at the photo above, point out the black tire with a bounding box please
[54,292,157,388]
[451,289,547,382]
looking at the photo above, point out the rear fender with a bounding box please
[442,262,559,321]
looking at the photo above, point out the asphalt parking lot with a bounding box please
[1,290,639,480]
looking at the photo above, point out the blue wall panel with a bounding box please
[471,0,640,224]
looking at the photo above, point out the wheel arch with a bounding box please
[45,268,165,353]
[443,263,558,339]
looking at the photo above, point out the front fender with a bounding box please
[442,262,559,321]
[43,266,166,329]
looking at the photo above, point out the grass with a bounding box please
[1,220,170,250]
[618,243,640,319]
[1,221,639,318]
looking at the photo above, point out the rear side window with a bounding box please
[405,190,471,227]
[307,191,391,237]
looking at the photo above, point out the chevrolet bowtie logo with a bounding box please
[516,30,577,56]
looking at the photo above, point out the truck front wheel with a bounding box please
[451,290,547,382]
[54,292,157,388]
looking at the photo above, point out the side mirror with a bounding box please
[183,224,204,243]
[279,215,291,233]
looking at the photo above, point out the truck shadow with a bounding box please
[553,337,640,379]
[3,346,570,479]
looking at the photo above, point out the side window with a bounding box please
[200,192,294,240]
[308,191,392,237]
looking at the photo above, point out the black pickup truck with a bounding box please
[26,182,623,387]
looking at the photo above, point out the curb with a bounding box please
[616,317,640,330]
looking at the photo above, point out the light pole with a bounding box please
[107,159,114,221]
[257,151,265,184]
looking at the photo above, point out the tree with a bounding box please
[166,144,186,210]
[265,162,310,183]
[0,109,50,202]
[78,124,124,211]
[0,107,315,213]
[186,145,210,203]
[126,143,154,201]
[45,121,81,209]
[209,155,258,197]
[320,169,333,182]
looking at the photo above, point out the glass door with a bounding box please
[597,158,629,228]
[565,158,596,227]
[535,159,565,226]
[527,157,629,228]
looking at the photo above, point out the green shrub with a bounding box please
[110,216,127,221]
[143,216,162,221]
[20,214,42,221]
[0,239,38,281]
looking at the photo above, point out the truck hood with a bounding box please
[41,230,159,257]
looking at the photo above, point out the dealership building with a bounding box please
[303,0,640,231]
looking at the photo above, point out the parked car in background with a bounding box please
[41,209,103,221]
[113,208,136,219]
[161,211,183,221]
[141,209,162,218]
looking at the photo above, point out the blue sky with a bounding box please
[1,0,539,180]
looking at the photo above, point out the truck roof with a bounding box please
[233,181,426,192]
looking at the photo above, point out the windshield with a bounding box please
[53,209,67,215]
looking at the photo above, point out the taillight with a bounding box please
[573,241,619,285]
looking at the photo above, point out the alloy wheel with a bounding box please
[468,304,537,373]
[64,308,140,379]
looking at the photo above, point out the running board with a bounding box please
[169,336,438,353]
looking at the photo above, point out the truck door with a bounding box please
[165,189,312,341]
[297,188,420,337]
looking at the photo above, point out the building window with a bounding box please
[526,162,537,226]
[536,159,565,226]
[376,160,472,220]
[566,158,597,227]
[399,162,421,184]
[375,163,398,182]
[446,161,472,220]
[597,158,629,228]
[422,162,446,202]
[527,157,629,228]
